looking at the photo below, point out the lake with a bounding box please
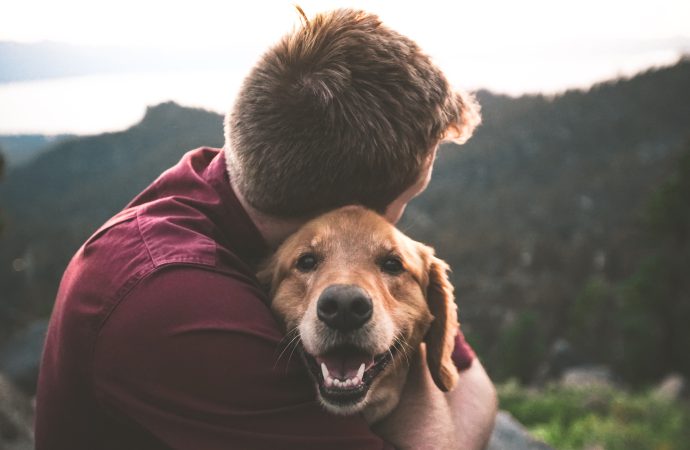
[0,48,682,136]
[0,70,246,135]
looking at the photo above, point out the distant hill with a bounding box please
[0,135,74,169]
[1,60,689,384]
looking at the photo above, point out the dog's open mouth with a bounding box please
[302,345,397,406]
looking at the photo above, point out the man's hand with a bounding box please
[373,345,497,450]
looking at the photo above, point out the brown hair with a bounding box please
[225,8,480,218]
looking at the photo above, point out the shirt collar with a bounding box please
[205,149,270,267]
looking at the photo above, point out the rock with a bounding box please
[487,411,553,450]
[534,338,580,383]
[0,319,48,395]
[560,365,613,389]
[0,372,34,450]
[653,373,686,402]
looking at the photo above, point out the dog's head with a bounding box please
[259,205,459,415]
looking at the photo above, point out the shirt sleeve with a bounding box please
[452,329,476,371]
[93,266,394,450]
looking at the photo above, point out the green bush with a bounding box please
[567,277,617,364]
[499,381,690,450]
[491,312,547,383]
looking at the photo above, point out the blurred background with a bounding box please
[1,1,689,448]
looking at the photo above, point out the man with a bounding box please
[35,8,496,449]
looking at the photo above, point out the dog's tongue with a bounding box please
[315,349,374,380]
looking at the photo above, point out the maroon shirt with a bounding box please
[35,148,474,449]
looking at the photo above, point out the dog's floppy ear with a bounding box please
[424,256,460,392]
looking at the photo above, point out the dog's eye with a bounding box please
[381,256,404,275]
[296,253,318,272]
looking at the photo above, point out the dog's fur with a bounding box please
[259,205,460,423]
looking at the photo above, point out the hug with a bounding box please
[35,8,496,450]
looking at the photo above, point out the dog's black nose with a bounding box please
[317,284,373,331]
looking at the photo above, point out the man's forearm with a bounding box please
[373,348,497,449]
[447,359,498,450]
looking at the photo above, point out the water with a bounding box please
[0,70,246,135]
[0,49,683,136]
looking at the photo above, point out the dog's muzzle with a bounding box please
[300,283,397,410]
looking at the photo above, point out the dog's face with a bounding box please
[259,206,459,415]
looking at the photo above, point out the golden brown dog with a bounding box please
[259,205,460,423]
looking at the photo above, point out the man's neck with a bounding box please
[229,178,307,250]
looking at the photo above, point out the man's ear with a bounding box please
[424,256,460,392]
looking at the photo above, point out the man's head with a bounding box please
[225,8,480,219]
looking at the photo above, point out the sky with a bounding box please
[1,0,689,134]
[2,0,689,49]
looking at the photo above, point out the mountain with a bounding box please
[1,60,689,385]
[0,135,74,169]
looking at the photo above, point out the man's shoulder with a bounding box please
[60,201,264,341]
[54,145,271,357]
[69,204,215,304]
[88,197,219,271]
[76,196,254,301]
[81,146,264,281]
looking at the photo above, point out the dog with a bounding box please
[259,205,460,425]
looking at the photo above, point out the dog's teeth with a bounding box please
[344,379,352,388]
[325,376,334,387]
[357,363,365,380]
[321,363,329,380]
[352,376,361,386]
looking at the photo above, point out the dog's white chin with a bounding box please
[317,364,406,424]
[318,393,369,415]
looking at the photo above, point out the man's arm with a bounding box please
[374,345,497,450]
[448,359,498,449]
[93,266,394,450]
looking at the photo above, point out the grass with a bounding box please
[498,381,690,450]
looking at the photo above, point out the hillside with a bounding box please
[0,135,74,169]
[401,58,690,382]
[1,60,689,384]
